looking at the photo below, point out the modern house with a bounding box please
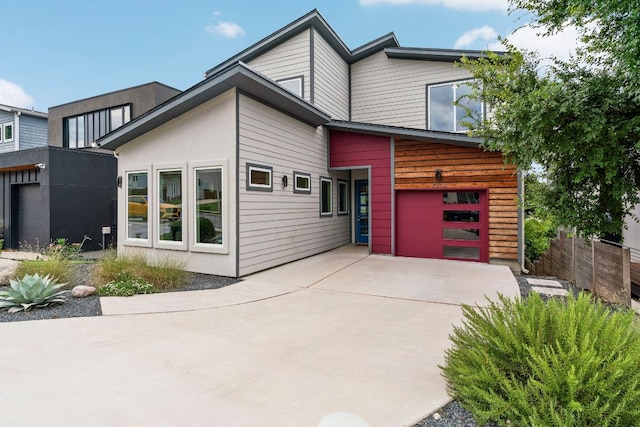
[0,82,181,251]
[0,104,48,153]
[99,10,521,277]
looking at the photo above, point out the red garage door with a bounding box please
[396,190,488,262]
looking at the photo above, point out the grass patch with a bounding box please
[14,259,73,286]
[94,252,189,291]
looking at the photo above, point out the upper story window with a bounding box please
[1,122,14,143]
[64,104,131,148]
[428,80,482,133]
[277,76,303,98]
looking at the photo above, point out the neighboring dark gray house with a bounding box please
[0,82,181,251]
[0,105,48,153]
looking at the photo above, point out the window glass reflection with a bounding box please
[443,210,480,222]
[159,170,182,242]
[444,246,480,260]
[196,168,222,245]
[443,192,480,204]
[127,172,148,239]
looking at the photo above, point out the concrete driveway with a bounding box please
[0,245,518,427]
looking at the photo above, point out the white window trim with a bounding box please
[320,176,333,217]
[276,76,304,98]
[293,171,311,194]
[427,80,484,133]
[2,122,14,143]
[337,180,349,215]
[189,159,228,255]
[124,167,152,248]
[246,163,273,192]
[154,164,188,251]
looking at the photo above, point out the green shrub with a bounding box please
[96,273,157,297]
[0,273,67,313]
[525,217,557,261]
[14,259,72,285]
[441,292,640,426]
[95,252,188,291]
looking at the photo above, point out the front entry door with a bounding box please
[355,180,369,244]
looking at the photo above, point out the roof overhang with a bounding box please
[385,47,505,62]
[326,120,482,147]
[99,63,331,151]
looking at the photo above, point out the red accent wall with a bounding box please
[330,130,392,254]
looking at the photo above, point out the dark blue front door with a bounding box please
[355,180,369,244]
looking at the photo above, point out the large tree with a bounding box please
[460,0,640,238]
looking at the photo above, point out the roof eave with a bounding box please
[326,121,482,147]
[99,64,330,151]
[384,47,506,62]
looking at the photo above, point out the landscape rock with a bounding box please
[0,260,19,285]
[71,285,96,298]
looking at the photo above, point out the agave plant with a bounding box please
[0,273,68,313]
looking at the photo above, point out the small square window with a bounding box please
[277,76,304,97]
[293,171,311,194]
[3,123,14,142]
[320,177,332,216]
[246,163,273,192]
[338,180,348,215]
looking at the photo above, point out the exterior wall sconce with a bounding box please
[282,175,288,187]
[117,176,122,188]
[35,163,46,170]
[435,169,443,181]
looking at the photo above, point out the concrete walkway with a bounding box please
[0,245,519,427]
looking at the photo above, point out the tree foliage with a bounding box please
[458,0,640,238]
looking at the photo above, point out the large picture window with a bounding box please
[127,171,149,240]
[428,80,483,132]
[64,104,131,148]
[195,168,223,245]
[158,170,183,242]
[320,177,332,216]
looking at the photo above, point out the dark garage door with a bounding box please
[18,184,43,248]
[396,190,488,262]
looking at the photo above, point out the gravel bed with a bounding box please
[412,274,581,427]
[0,263,240,323]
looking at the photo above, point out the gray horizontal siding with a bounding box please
[19,115,47,149]
[238,94,349,276]
[248,30,311,103]
[0,142,15,153]
[313,30,349,120]
[351,50,472,129]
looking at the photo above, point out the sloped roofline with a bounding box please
[384,46,507,62]
[98,62,331,151]
[326,120,482,148]
[203,9,400,78]
[0,104,48,119]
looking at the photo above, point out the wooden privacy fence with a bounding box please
[526,231,631,307]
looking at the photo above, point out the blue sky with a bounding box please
[1,0,578,112]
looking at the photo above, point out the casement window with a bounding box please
[320,177,332,216]
[277,76,304,98]
[126,171,150,241]
[1,123,14,142]
[158,169,183,243]
[195,167,223,245]
[64,104,131,148]
[338,180,349,215]
[293,171,311,194]
[246,163,273,191]
[427,80,483,132]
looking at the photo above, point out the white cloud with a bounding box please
[359,0,508,12]
[206,21,245,38]
[488,25,582,65]
[0,79,34,108]
[454,26,499,49]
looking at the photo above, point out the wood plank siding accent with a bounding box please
[313,29,349,120]
[248,30,312,103]
[351,51,471,129]
[395,140,518,260]
[329,130,392,254]
[238,95,350,276]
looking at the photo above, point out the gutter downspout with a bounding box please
[14,112,20,151]
[519,169,529,274]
